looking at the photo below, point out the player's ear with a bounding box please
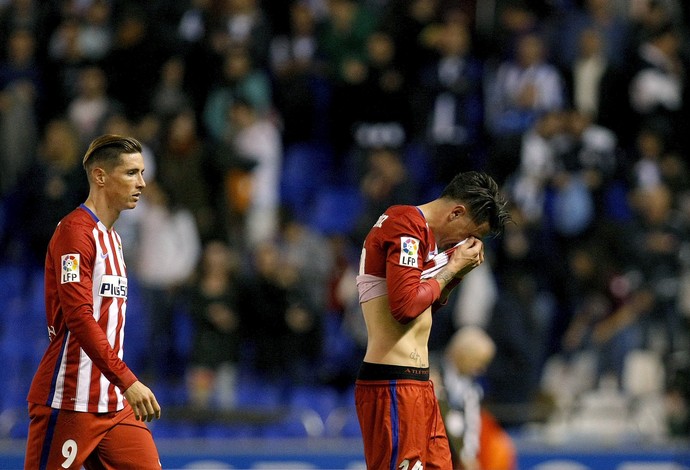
[92,167,107,186]
[452,205,467,220]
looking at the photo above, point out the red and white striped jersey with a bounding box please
[27,204,137,413]
[356,205,443,323]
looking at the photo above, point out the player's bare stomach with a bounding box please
[361,296,432,368]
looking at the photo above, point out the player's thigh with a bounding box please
[25,403,101,470]
[89,409,160,470]
[425,402,453,470]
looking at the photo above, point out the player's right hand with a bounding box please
[450,236,484,278]
[124,381,162,422]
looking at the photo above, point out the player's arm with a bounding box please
[54,224,137,391]
[383,215,442,324]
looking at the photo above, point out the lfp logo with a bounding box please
[61,254,80,284]
[399,237,419,268]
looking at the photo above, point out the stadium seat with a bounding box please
[280,142,334,222]
[235,376,282,409]
[287,385,340,422]
[308,186,363,236]
[325,406,361,438]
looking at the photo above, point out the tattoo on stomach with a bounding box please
[410,349,426,367]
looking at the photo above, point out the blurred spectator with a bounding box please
[202,45,272,142]
[665,350,690,436]
[628,0,684,54]
[325,234,367,388]
[557,109,621,226]
[340,26,411,178]
[505,110,565,225]
[544,109,622,244]
[628,21,687,154]
[317,0,377,82]
[0,0,47,55]
[187,240,243,410]
[156,108,219,242]
[102,4,170,119]
[9,118,86,266]
[177,0,212,48]
[486,202,564,422]
[378,0,443,78]
[620,184,688,355]
[318,0,378,160]
[450,260,498,333]
[559,255,654,387]
[219,0,272,68]
[269,1,325,146]
[439,325,519,470]
[44,16,89,118]
[476,1,540,63]
[78,0,113,61]
[358,30,410,133]
[278,207,335,314]
[0,27,41,196]
[562,27,629,138]
[136,180,202,384]
[223,96,282,248]
[66,65,123,146]
[627,125,667,191]
[150,56,193,122]
[239,242,322,387]
[416,18,485,182]
[485,32,566,184]
[351,146,418,244]
[438,326,496,470]
[544,0,632,70]
[484,269,553,426]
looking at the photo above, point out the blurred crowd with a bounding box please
[0,0,689,440]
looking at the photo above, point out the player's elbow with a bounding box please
[390,303,421,324]
[389,280,441,324]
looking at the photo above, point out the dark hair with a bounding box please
[440,171,511,236]
[82,134,142,170]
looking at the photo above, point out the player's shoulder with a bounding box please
[58,206,96,228]
[52,206,98,242]
[373,205,428,241]
[386,204,423,219]
[384,205,426,227]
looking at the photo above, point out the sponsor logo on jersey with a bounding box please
[61,254,80,284]
[99,275,128,298]
[399,237,419,267]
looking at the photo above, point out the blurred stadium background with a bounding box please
[1,0,690,468]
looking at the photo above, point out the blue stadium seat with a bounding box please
[235,376,282,409]
[403,141,434,188]
[261,408,323,438]
[0,264,23,305]
[287,385,339,422]
[308,186,363,236]
[280,141,334,222]
[325,405,361,438]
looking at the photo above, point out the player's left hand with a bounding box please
[124,381,162,422]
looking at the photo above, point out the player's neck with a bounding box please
[84,194,119,230]
[416,200,444,232]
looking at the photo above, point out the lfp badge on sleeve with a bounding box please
[61,254,80,284]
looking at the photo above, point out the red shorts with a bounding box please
[25,402,161,470]
[355,362,453,470]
